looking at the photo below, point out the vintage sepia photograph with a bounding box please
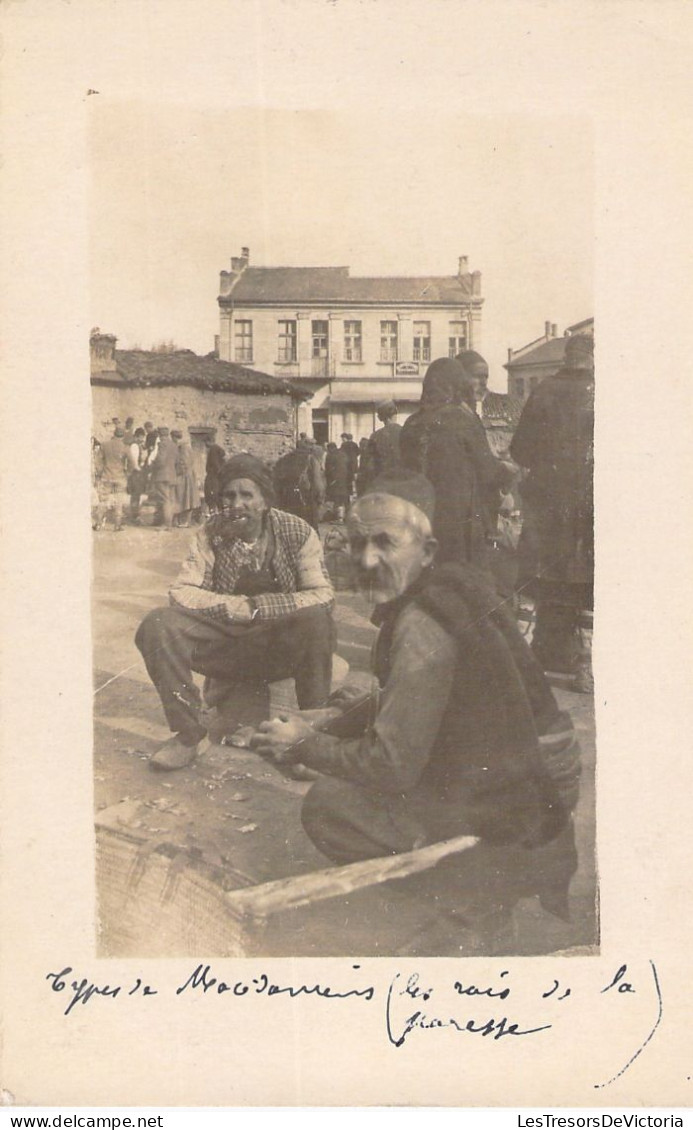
[90,103,596,960]
[4,0,693,1110]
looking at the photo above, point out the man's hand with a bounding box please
[222,596,253,622]
[250,713,315,763]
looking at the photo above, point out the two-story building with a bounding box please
[217,248,484,443]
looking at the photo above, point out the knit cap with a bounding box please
[218,453,275,504]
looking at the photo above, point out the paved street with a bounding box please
[93,523,598,958]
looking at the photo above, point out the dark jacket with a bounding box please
[511,366,594,587]
[400,404,513,566]
[325,448,350,505]
[307,562,567,847]
[204,444,226,509]
[359,421,402,492]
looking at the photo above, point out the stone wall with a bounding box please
[92,384,298,463]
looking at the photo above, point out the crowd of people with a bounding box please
[92,418,203,531]
[127,339,594,947]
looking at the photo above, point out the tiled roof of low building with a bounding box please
[483,390,524,426]
[223,266,478,305]
[91,349,311,400]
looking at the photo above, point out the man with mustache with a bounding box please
[135,453,335,770]
[253,470,579,936]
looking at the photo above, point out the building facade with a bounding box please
[217,248,484,443]
[505,317,594,402]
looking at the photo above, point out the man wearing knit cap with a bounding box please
[253,469,579,939]
[511,331,595,693]
[136,453,335,770]
[358,399,402,495]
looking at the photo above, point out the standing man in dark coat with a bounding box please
[325,442,350,520]
[400,358,514,570]
[510,333,595,692]
[358,399,402,494]
[340,433,360,499]
[149,426,179,529]
[273,437,326,532]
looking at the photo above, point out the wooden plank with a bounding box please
[225,834,480,918]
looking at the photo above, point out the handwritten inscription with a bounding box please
[44,959,662,1088]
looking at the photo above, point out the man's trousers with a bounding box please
[301,776,578,924]
[135,603,334,745]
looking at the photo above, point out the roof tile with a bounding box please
[91,349,311,400]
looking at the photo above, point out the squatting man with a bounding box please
[252,470,578,921]
[135,453,334,771]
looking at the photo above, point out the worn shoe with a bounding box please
[150,734,210,771]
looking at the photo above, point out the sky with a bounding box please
[89,101,593,391]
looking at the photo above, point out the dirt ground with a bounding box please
[92,521,598,958]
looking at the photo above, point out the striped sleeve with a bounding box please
[168,527,228,614]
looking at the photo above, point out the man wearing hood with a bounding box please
[135,453,335,770]
[400,357,515,568]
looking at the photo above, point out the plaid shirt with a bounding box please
[169,508,333,622]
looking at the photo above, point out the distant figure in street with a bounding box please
[299,432,324,464]
[149,426,178,529]
[122,416,136,446]
[127,427,147,524]
[135,453,335,771]
[273,438,326,531]
[143,421,159,465]
[171,429,198,527]
[325,441,350,520]
[511,333,595,693]
[355,437,370,496]
[204,442,226,514]
[95,426,128,531]
[358,399,402,494]
[400,357,515,570]
[91,438,103,529]
[340,433,359,498]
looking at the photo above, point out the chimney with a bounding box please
[507,347,513,363]
[551,323,558,337]
[229,246,251,273]
[471,270,482,296]
[90,329,117,373]
[458,255,469,276]
[221,247,251,298]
